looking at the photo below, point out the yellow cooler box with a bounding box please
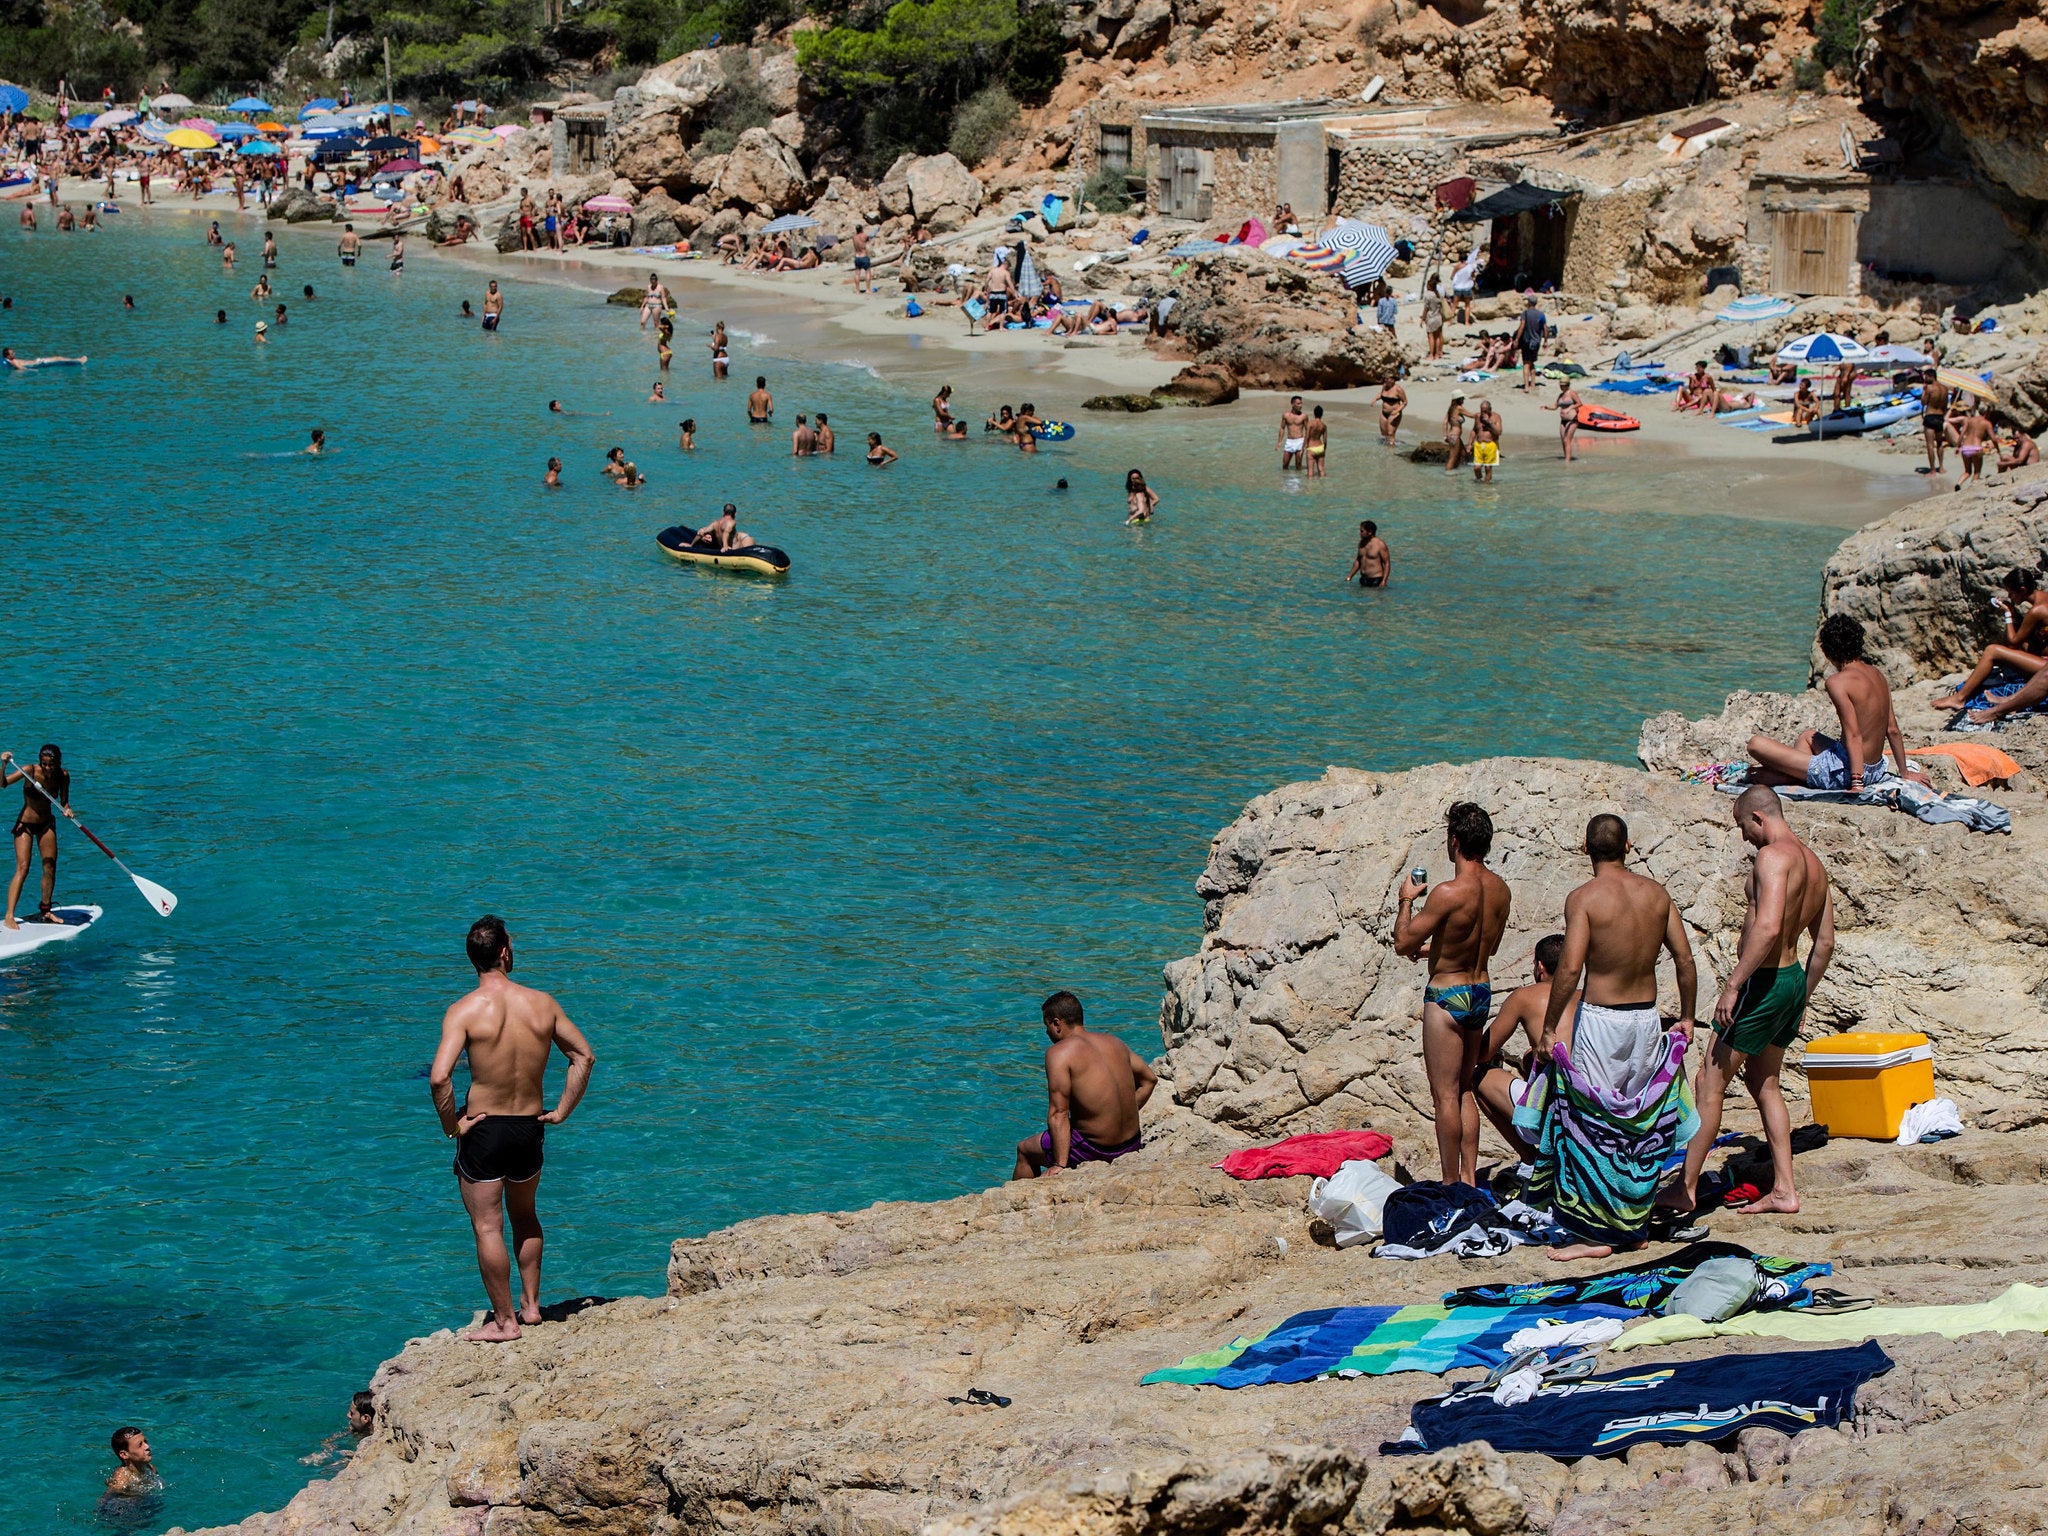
[1803,1032,1935,1140]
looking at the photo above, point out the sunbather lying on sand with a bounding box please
[1714,384,1760,413]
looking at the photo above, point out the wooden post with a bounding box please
[383,36,394,124]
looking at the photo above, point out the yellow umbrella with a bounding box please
[1935,367,1997,402]
[164,127,218,149]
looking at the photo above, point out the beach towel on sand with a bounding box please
[1213,1130,1393,1180]
[1516,1030,1698,1250]
[1610,1282,2048,1352]
[1443,1240,1831,1312]
[1141,1301,1637,1387]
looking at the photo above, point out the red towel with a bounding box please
[1213,1130,1393,1180]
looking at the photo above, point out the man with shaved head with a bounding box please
[1662,785,1834,1218]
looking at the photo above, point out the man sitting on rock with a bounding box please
[1012,991,1156,1178]
[1747,614,1930,793]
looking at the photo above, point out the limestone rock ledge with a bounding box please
[180,1132,2048,1536]
[1155,757,2047,1149]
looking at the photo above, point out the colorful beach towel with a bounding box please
[1515,1031,1698,1250]
[1443,1240,1831,1312]
[1213,1130,1393,1181]
[1141,1301,1638,1387]
[1608,1281,2048,1352]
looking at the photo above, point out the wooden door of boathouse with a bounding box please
[1771,209,1856,295]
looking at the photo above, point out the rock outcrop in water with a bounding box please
[1814,468,2048,686]
[182,484,2048,1536]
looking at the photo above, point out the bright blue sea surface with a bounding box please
[2,208,1848,1533]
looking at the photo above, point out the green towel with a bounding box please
[1610,1282,2048,1352]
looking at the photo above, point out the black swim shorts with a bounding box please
[454,1114,544,1183]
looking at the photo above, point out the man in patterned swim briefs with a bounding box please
[1394,801,1512,1186]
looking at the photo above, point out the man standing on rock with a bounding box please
[430,916,597,1343]
[1393,801,1512,1186]
[1013,991,1156,1178]
[1528,815,1698,1260]
[1279,395,1309,471]
[1662,786,1833,1220]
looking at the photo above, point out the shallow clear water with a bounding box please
[2,209,1845,1533]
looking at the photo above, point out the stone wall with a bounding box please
[1559,183,1659,297]
[1146,127,1275,221]
[1331,139,1454,237]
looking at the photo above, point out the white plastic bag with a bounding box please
[1307,1158,1404,1248]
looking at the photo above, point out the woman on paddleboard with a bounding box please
[3,744,74,929]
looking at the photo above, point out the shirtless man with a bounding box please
[481,280,504,332]
[429,915,596,1343]
[1393,801,1512,1185]
[1955,404,1996,489]
[1538,813,1698,1258]
[1378,379,1406,444]
[1919,369,1950,475]
[1345,520,1389,587]
[747,375,773,424]
[1999,422,2039,473]
[1305,406,1329,476]
[1278,396,1309,471]
[2,745,74,928]
[1471,934,1574,1165]
[791,413,815,456]
[696,503,756,551]
[337,225,361,267]
[1012,990,1157,1177]
[1471,400,1501,483]
[1662,787,1833,1219]
[814,413,835,454]
[1748,614,1930,792]
[850,226,873,293]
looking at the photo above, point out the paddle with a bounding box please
[9,753,177,917]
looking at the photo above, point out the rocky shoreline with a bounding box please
[181,479,2048,1536]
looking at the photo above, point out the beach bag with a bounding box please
[1306,1159,1404,1248]
[1662,1255,1759,1320]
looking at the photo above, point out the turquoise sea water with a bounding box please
[3,209,1847,1533]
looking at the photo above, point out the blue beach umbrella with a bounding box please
[67,111,97,129]
[1166,238,1226,257]
[227,96,271,113]
[300,98,338,119]
[760,212,818,234]
[302,119,355,138]
[1775,331,1871,365]
[238,139,280,155]
[0,83,30,114]
[214,120,258,140]
[139,118,171,141]
[1716,294,1796,324]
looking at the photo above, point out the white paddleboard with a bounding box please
[0,904,103,960]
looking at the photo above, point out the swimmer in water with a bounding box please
[544,456,563,487]
[275,304,288,328]
[550,400,564,413]
[866,432,898,466]
[1054,478,1069,490]
[103,1427,162,1502]
[306,429,326,455]
[254,320,268,343]
[222,241,236,270]
[482,280,503,332]
[303,285,315,301]
[679,419,696,450]
[712,342,729,379]
[616,460,645,488]
[649,381,666,403]
[814,414,834,454]
[1125,469,1158,525]
[2,347,87,368]
[338,225,361,266]
[461,300,474,318]
[215,310,227,324]
[122,295,135,311]
[747,375,772,423]
[251,273,272,300]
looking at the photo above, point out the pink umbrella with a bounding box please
[177,117,223,132]
[583,194,634,214]
[491,123,520,138]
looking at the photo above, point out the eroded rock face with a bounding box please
[610,104,689,192]
[713,126,807,213]
[1157,756,2045,1146]
[1815,470,2048,684]
[1168,254,1410,391]
[903,152,985,230]
[1868,0,2048,204]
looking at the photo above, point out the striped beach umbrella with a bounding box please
[1774,332,1870,364]
[1934,367,1997,402]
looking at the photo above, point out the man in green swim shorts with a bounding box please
[1662,785,1834,1219]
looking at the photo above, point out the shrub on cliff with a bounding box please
[948,84,1017,166]
[695,50,778,154]
[1082,164,1131,213]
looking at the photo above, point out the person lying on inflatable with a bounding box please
[693,503,757,552]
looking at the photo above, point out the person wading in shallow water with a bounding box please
[430,916,596,1343]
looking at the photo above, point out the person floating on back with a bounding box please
[429,916,596,1343]
[1012,991,1156,1177]
[1661,785,1833,1220]
[1746,614,1930,792]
